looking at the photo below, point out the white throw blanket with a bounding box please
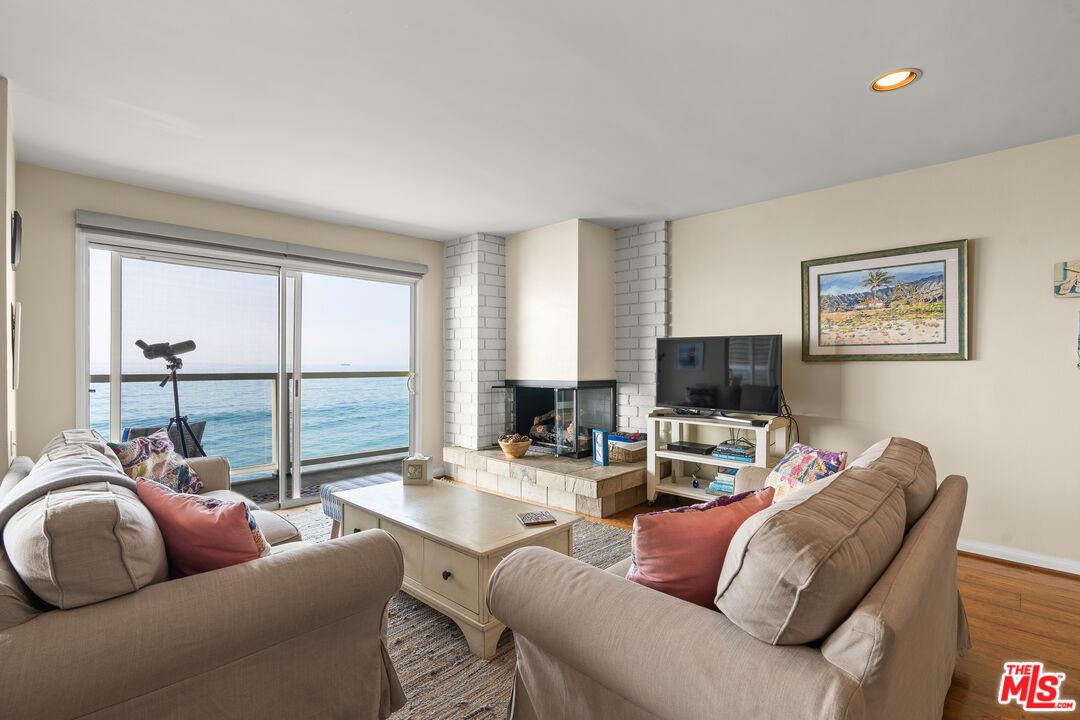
[0,456,135,536]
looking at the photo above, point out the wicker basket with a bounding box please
[498,438,532,458]
[609,441,646,463]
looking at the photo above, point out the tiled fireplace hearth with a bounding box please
[442,446,647,518]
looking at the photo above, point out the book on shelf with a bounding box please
[707,478,735,495]
[713,453,754,463]
[516,511,558,527]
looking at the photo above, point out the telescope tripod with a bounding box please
[159,356,206,458]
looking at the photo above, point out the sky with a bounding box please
[89,250,411,373]
[818,260,944,297]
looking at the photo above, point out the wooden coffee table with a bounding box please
[334,479,579,659]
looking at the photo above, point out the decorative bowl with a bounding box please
[498,438,532,459]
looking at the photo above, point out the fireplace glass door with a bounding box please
[505,383,615,458]
[554,388,580,457]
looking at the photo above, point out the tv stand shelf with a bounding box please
[646,411,791,503]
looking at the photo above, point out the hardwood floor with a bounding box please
[598,503,1080,720]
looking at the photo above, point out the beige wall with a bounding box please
[576,220,615,381]
[506,220,579,381]
[0,79,15,468]
[671,133,1080,564]
[14,163,444,462]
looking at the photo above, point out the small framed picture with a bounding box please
[592,429,609,466]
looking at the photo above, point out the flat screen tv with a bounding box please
[655,335,782,416]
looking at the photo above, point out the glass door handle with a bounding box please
[407,374,417,393]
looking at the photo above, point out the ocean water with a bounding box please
[89,375,409,470]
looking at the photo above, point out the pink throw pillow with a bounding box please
[626,487,775,607]
[136,477,270,576]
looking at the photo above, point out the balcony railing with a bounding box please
[89,370,410,476]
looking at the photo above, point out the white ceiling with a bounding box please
[1,0,1079,241]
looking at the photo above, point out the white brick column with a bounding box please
[615,222,670,433]
[444,233,505,449]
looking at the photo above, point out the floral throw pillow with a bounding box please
[109,429,203,494]
[764,442,848,502]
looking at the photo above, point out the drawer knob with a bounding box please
[441,570,452,581]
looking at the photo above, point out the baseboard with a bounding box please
[957,538,1080,576]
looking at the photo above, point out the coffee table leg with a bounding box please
[458,619,505,660]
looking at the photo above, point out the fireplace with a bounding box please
[504,380,616,458]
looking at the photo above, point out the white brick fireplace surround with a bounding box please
[443,221,668,517]
[615,222,670,433]
[444,233,506,450]
[445,223,670,442]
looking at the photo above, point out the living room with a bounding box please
[1,2,1078,719]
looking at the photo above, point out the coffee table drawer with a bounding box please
[422,539,479,614]
[343,504,378,534]
[380,520,422,580]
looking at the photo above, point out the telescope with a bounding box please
[136,339,196,360]
[134,339,205,457]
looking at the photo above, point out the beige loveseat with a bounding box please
[0,436,406,719]
[488,438,970,720]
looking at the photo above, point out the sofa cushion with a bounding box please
[0,548,42,630]
[109,429,204,494]
[606,556,633,577]
[848,437,936,529]
[715,466,905,645]
[137,478,270,575]
[3,482,169,609]
[34,429,124,473]
[627,488,774,607]
[250,509,302,546]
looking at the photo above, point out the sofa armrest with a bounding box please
[734,464,770,494]
[0,456,34,499]
[186,455,231,492]
[488,547,859,720]
[2,529,404,719]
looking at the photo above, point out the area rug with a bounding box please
[278,505,632,719]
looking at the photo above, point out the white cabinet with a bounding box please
[646,411,791,503]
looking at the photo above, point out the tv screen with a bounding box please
[655,335,782,415]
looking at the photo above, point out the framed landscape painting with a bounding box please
[802,239,969,361]
[1054,261,1080,297]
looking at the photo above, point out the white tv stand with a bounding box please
[646,410,791,504]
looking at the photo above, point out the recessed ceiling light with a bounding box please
[870,68,921,92]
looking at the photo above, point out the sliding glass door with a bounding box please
[85,244,418,509]
[285,271,412,502]
[89,250,280,478]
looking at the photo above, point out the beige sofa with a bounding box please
[0,445,406,719]
[488,438,970,720]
